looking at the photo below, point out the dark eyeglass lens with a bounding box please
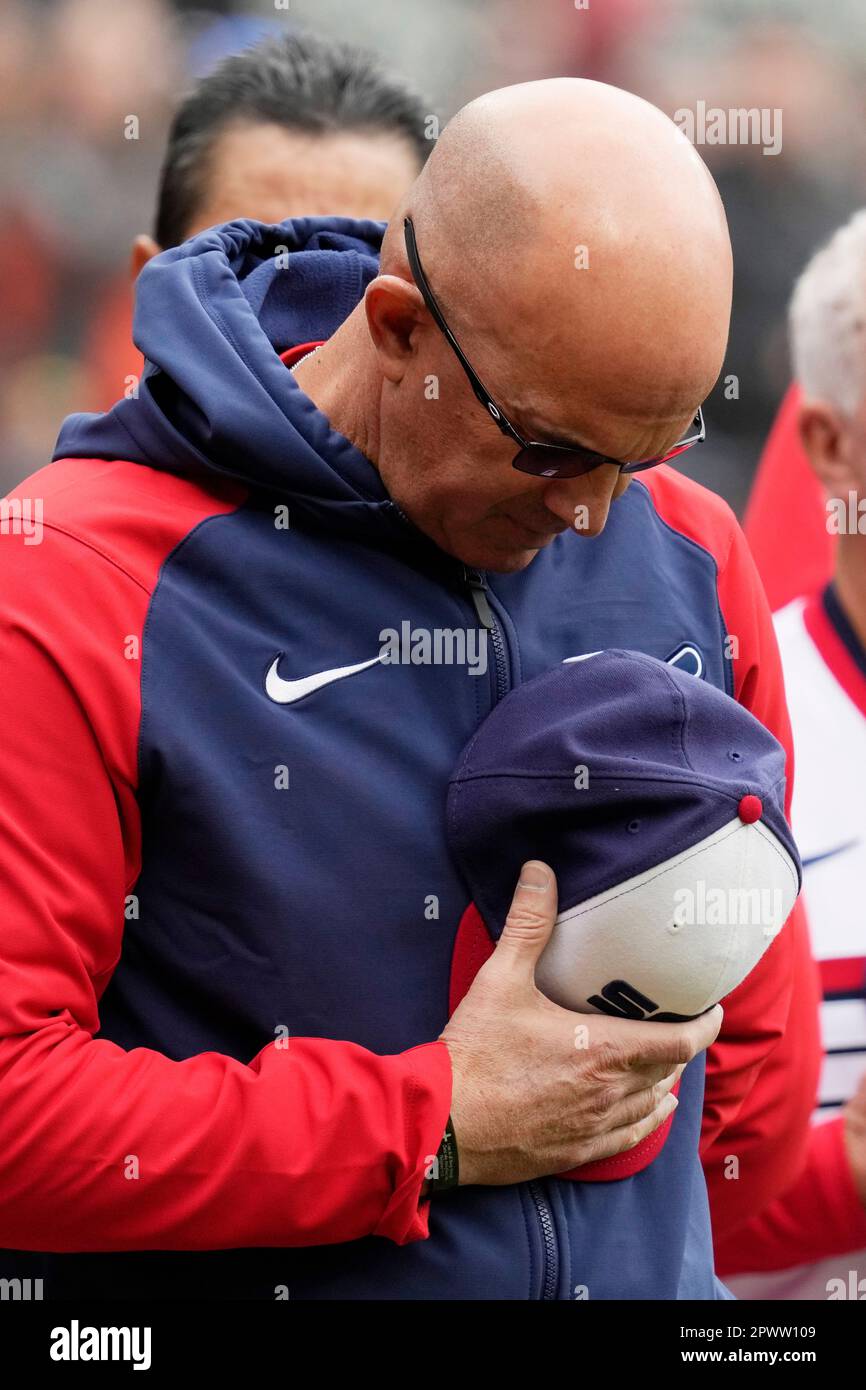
[513,448,600,479]
[514,411,704,480]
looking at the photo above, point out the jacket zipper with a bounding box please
[464,566,558,1297]
[381,508,511,708]
[464,568,509,704]
[528,1181,559,1300]
[384,522,556,1293]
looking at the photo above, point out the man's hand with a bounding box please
[440,860,723,1187]
[843,1070,866,1207]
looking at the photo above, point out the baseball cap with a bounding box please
[445,650,801,1180]
[448,648,800,1022]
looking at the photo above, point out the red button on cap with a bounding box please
[738,794,762,824]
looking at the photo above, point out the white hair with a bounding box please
[789,208,866,416]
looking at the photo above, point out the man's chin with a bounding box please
[455,541,545,574]
[487,546,544,574]
[443,520,571,574]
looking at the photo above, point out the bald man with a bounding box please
[0,78,815,1301]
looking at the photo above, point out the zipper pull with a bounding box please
[464,567,495,630]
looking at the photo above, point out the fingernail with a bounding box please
[518,862,549,890]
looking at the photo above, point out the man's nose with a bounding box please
[540,463,626,536]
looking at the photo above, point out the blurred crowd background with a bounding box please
[2,0,866,509]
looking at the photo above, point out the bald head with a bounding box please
[299,78,733,571]
[381,78,731,455]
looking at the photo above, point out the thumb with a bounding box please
[490,861,558,983]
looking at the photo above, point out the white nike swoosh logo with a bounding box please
[265,653,382,705]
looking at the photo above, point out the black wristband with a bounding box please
[427,1116,459,1194]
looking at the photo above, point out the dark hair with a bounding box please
[154,30,432,248]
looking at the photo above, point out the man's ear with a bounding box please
[798,397,859,496]
[130,234,161,282]
[363,274,426,385]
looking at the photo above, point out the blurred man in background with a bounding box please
[87,28,432,410]
[137,30,429,272]
[720,210,866,1297]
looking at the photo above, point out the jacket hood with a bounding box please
[54,217,392,512]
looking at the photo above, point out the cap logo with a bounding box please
[587,978,696,1023]
[666,643,704,678]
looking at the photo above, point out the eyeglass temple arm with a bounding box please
[402,218,524,446]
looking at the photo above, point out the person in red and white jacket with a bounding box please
[722,209,866,1298]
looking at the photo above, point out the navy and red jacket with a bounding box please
[0,217,819,1299]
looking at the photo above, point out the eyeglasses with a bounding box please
[403,217,706,480]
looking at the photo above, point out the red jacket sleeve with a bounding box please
[642,470,822,1240]
[701,511,822,1239]
[0,490,451,1252]
[716,1117,866,1275]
